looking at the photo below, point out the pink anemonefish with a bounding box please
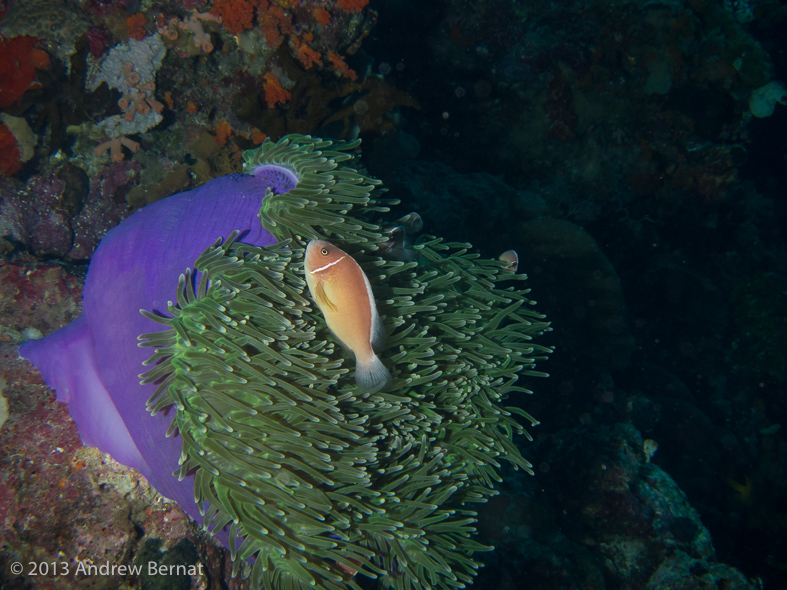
[498,249,519,272]
[304,240,392,392]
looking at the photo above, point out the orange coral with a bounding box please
[290,36,323,69]
[327,51,357,80]
[263,72,292,108]
[336,0,368,14]
[29,49,51,70]
[126,13,148,40]
[186,102,198,114]
[211,0,254,35]
[214,120,233,146]
[251,128,267,144]
[312,6,331,26]
[259,4,293,49]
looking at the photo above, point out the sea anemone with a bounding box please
[138,135,551,589]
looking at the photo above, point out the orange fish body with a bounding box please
[304,240,392,391]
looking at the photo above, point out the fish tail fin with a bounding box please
[356,354,392,392]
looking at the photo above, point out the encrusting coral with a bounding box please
[138,135,551,589]
[88,34,166,142]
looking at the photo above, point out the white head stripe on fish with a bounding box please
[309,255,347,274]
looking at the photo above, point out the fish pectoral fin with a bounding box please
[315,281,338,312]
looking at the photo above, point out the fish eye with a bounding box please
[321,247,329,256]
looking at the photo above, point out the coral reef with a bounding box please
[0,114,36,166]
[239,74,419,140]
[86,24,113,58]
[0,263,207,590]
[0,162,136,259]
[88,34,166,141]
[125,11,147,40]
[211,0,254,35]
[403,0,775,222]
[0,120,24,177]
[157,10,221,54]
[0,36,49,109]
[476,423,759,590]
[0,0,89,68]
[2,0,786,587]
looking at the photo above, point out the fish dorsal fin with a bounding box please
[315,281,338,312]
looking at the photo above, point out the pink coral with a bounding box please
[95,136,140,162]
[179,10,220,52]
[105,62,165,132]
[158,11,220,53]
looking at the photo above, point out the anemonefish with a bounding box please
[304,240,392,392]
[499,249,519,272]
[378,212,423,261]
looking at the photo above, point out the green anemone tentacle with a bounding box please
[139,134,552,590]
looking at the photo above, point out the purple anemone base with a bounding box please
[18,169,286,526]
